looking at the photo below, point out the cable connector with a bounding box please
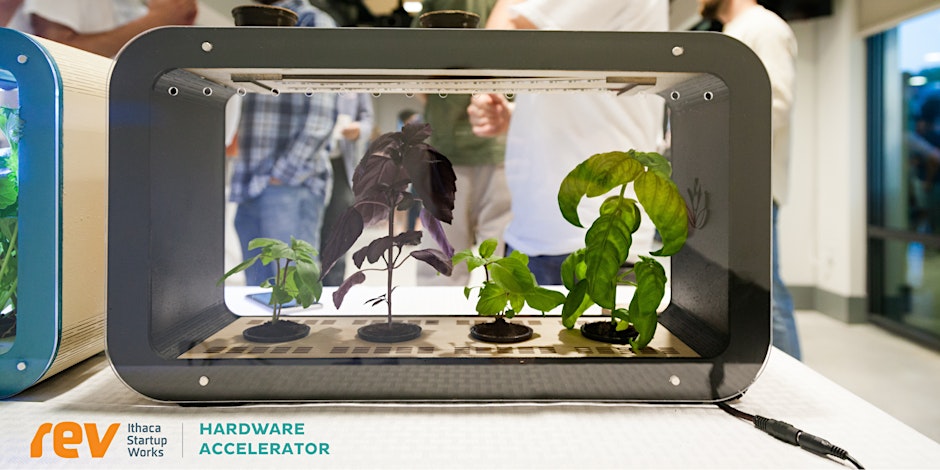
[718,402,864,469]
[753,415,862,468]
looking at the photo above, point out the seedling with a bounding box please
[453,238,565,343]
[219,237,322,343]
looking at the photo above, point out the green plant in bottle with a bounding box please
[0,105,20,342]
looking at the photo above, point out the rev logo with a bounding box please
[30,422,119,458]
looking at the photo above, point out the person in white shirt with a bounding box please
[5,0,196,57]
[468,0,667,285]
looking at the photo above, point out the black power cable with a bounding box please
[717,402,865,469]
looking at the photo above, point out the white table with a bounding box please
[1,347,938,469]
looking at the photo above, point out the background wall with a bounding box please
[780,0,869,322]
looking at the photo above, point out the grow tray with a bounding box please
[108,27,772,402]
[179,287,698,360]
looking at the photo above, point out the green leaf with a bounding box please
[452,250,485,274]
[600,196,641,233]
[583,212,632,309]
[217,254,261,286]
[508,292,525,315]
[290,237,317,258]
[628,257,667,349]
[489,256,537,294]
[463,286,472,299]
[632,150,672,179]
[560,249,585,291]
[270,284,293,306]
[557,152,644,227]
[476,282,508,316]
[478,238,498,259]
[293,259,322,308]
[635,172,688,256]
[525,287,565,312]
[561,279,594,329]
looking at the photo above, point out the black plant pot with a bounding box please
[580,321,638,345]
[357,321,422,343]
[470,317,533,343]
[417,10,480,28]
[232,5,298,27]
[242,319,310,343]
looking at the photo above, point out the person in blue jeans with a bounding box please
[229,0,337,286]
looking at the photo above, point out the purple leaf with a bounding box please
[402,144,456,224]
[394,230,423,246]
[410,248,454,276]
[320,208,364,281]
[333,271,367,309]
[420,209,454,258]
[401,122,432,146]
[351,231,423,269]
[352,153,407,226]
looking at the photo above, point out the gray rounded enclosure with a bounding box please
[107,27,771,402]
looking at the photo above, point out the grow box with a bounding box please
[108,27,771,402]
[0,28,110,398]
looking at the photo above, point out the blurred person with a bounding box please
[413,0,511,287]
[5,0,196,57]
[0,0,22,26]
[699,0,801,359]
[468,0,667,285]
[909,94,940,233]
[320,92,374,286]
[229,0,337,286]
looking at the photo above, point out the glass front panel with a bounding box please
[0,70,18,355]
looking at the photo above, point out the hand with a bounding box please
[467,93,512,137]
[341,122,361,141]
[146,0,198,26]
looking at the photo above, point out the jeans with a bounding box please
[772,203,802,360]
[234,184,325,286]
[506,244,568,286]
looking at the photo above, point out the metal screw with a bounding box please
[672,46,684,57]
[669,375,681,386]
[198,376,209,387]
[16,54,27,64]
[201,41,213,52]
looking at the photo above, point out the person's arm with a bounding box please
[30,0,196,57]
[467,93,514,137]
[486,0,527,29]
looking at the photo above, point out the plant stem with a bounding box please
[273,259,284,322]
[386,203,394,326]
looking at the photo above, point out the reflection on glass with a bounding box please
[877,239,940,340]
[0,71,18,356]
[899,9,940,235]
